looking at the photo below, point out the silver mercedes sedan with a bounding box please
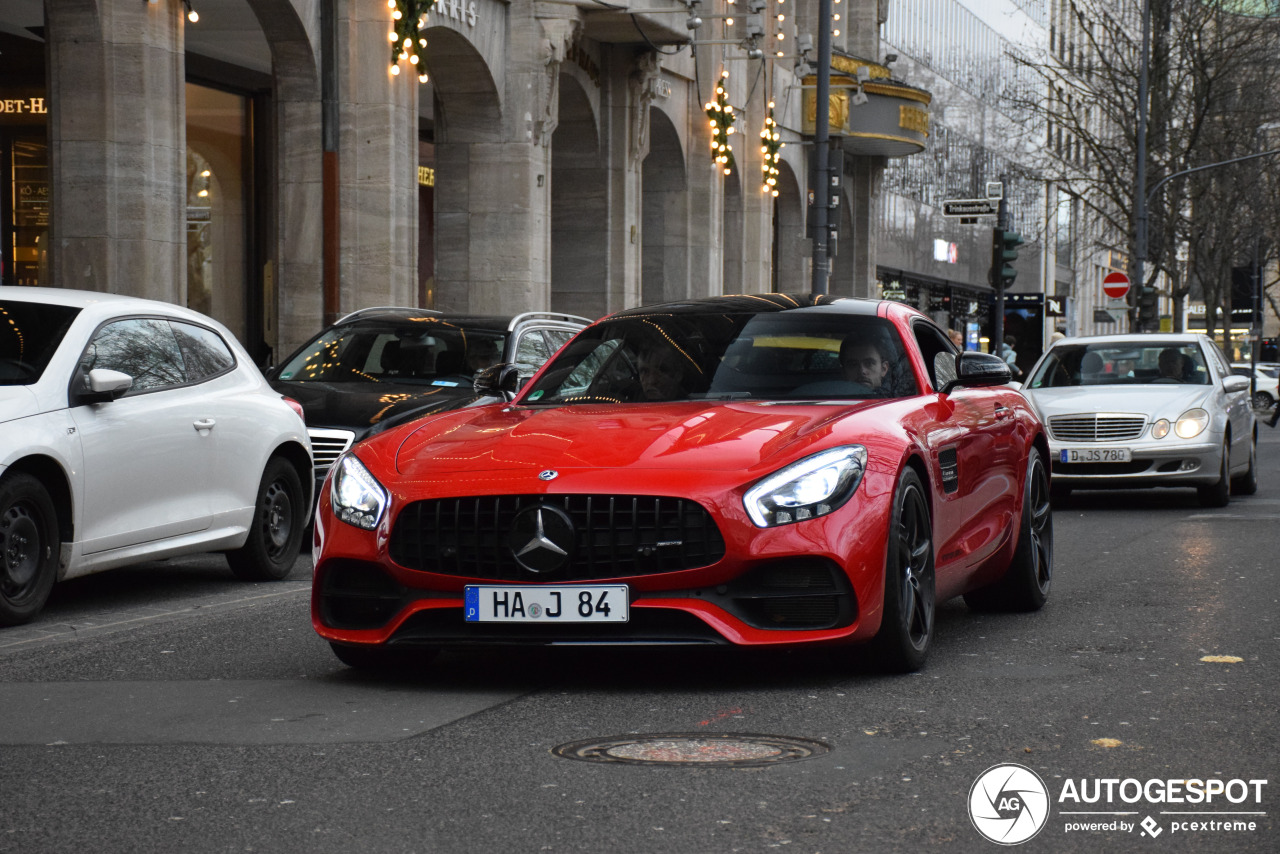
[1019,333,1256,506]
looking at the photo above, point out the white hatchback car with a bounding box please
[1230,362,1280,411]
[1020,333,1257,506]
[1,287,313,626]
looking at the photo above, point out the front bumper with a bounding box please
[1048,440,1221,488]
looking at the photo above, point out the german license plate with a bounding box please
[464,585,629,623]
[1060,448,1131,463]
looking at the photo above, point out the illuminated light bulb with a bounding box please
[187,9,198,22]
[772,189,779,197]
[198,189,208,197]
[391,64,401,75]
[834,14,840,20]
[404,37,413,48]
[419,38,427,47]
[778,14,785,21]
[201,169,210,177]
[721,69,729,78]
[387,0,395,7]
[723,168,731,175]
[393,9,402,19]
[726,17,734,24]
[410,54,419,64]
[776,32,785,40]
[768,100,775,108]
[833,29,841,36]
[419,74,428,83]
[389,31,398,42]
[776,50,784,57]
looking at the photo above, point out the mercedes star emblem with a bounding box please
[508,504,575,573]
[539,470,559,481]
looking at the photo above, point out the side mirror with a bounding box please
[1222,374,1250,394]
[79,368,134,404]
[473,362,520,399]
[940,351,1013,394]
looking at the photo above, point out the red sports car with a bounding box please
[312,294,1052,672]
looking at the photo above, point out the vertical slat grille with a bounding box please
[308,428,355,478]
[388,494,726,580]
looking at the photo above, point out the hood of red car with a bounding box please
[393,400,887,477]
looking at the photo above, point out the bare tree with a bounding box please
[1011,0,1280,342]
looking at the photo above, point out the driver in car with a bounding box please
[839,335,892,391]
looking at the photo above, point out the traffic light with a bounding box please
[1137,285,1159,328]
[990,227,1023,289]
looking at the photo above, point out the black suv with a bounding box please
[267,307,590,492]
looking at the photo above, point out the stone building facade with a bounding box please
[0,0,930,362]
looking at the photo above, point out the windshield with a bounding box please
[1028,342,1210,388]
[275,321,505,388]
[0,300,82,386]
[521,312,918,404]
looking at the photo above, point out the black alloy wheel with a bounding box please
[1232,433,1258,496]
[1197,439,1231,508]
[227,457,306,581]
[870,468,935,673]
[0,473,60,626]
[965,448,1053,612]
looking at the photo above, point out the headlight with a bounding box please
[1175,408,1209,439]
[1151,419,1171,439]
[744,446,867,528]
[330,453,389,530]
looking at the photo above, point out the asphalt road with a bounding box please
[2,429,1279,853]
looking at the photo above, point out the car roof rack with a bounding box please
[507,311,594,330]
[336,306,443,324]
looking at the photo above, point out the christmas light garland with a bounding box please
[761,101,782,196]
[705,69,736,175]
[387,0,435,83]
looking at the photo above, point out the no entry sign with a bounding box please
[1102,271,1130,300]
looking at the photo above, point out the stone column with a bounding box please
[46,0,185,301]
[338,1,419,312]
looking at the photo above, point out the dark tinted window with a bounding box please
[173,322,235,381]
[0,300,81,386]
[85,318,186,393]
[523,312,916,404]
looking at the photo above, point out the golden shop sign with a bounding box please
[802,57,931,158]
[0,92,48,126]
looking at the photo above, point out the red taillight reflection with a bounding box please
[283,396,305,420]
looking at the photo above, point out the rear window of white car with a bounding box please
[0,300,82,386]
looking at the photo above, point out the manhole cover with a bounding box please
[551,733,830,767]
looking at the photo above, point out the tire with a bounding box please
[1252,391,1273,411]
[329,642,439,672]
[0,473,60,627]
[869,468,935,673]
[964,448,1053,612]
[226,457,306,581]
[1231,433,1258,496]
[1197,440,1231,508]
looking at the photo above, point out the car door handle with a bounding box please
[994,405,1012,420]
[193,418,216,432]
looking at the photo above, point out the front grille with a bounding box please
[389,494,727,581]
[1048,414,1147,442]
[309,428,355,479]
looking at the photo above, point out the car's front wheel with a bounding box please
[1197,440,1231,508]
[226,457,306,580]
[964,448,1053,612]
[870,468,935,673]
[0,473,60,627]
[1252,391,1274,411]
[1231,433,1258,496]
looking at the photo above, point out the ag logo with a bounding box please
[968,763,1050,845]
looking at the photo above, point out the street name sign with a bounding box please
[942,198,999,217]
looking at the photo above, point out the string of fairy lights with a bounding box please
[384,0,846,196]
[386,0,435,83]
